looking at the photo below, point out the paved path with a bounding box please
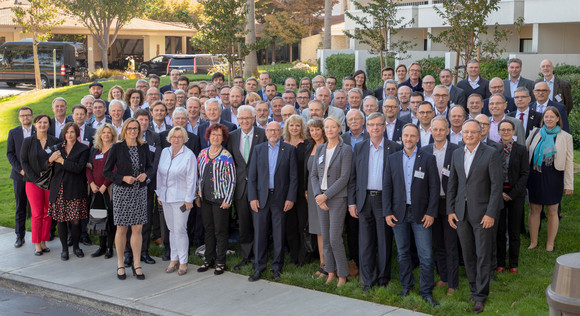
[0,82,33,98]
[0,227,428,316]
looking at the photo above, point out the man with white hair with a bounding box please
[198,98,237,148]
[301,87,346,133]
[538,59,573,114]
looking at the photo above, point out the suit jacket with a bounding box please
[256,89,281,101]
[503,77,535,102]
[220,107,235,124]
[48,117,73,139]
[198,120,237,149]
[528,100,569,132]
[526,128,574,190]
[457,77,491,100]
[374,87,384,100]
[385,119,406,143]
[536,77,573,114]
[20,133,59,183]
[247,140,298,207]
[446,142,503,221]
[348,138,401,210]
[449,85,466,107]
[81,125,96,148]
[399,78,424,93]
[301,106,346,134]
[341,130,370,148]
[482,97,517,116]
[159,129,201,157]
[383,148,440,223]
[48,141,90,203]
[503,142,529,199]
[310,141,353,200]
[488,115,525,146]
[423,142,459,194]
[103,141,155,189]
[7,125,35,180]
[507,109,542,138]
[226,127,267,200]
[160,84,174,94]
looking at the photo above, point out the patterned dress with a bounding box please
[112,145,148,226]
[48,183,88,222]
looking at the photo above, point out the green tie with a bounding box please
[243,134,250,163]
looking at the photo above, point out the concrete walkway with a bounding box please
[0,227,428,316]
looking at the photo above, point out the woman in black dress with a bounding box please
[48,122,90,261]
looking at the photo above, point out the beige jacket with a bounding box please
[526,127,574,190]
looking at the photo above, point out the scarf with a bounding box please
[533,125,560,172]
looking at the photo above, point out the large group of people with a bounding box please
[6,58,574,313]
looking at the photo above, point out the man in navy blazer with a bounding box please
[383,96,405,144]
[530,81,569,132]
[7,106,35,248]
[383,123,440,306]
[71,105,96,148]
[349,112,401,292]
[48,97,72,139]
[423,116,460,295]
[457,60,491,100]
[247,121,298,282]
[198,98,236,149]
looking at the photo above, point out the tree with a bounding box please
[58,0,149,70]
[243,0,258,77]
[344,0,415,70]
[12,0,62,89]
[323,0,333,50]
[145,0,198,23]
[428,0,524,81]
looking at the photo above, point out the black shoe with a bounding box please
[141,254,156,264]
[132,266,145,280]
[42,247,50,253]
[49,233,55,241]
[362,285,372,293]
[104,248,113,259]
[124,255,133,267]
[248,270,263,282]
[272,270,281,281]
[81,236,92,246]
[61,251,69,261]
[67,238,73,247]
[117,267,126,280]
[423,296,439,307]
[14,237,24,248]
[233,259,249,271]
[400,288,412,297]
[197,261,214,272]
[34,250,43,256]
[214,263,226,275]
[162,249,170,261]
[73,248,84,258]
[91,247,106,258]
[473,301,485,314]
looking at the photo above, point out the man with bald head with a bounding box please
[474,114,503,152]
[397,86,412,113]
[160,69,181,93]
[422,75,436,105]
[530,81,569,132]
[284,77,298,92]
[538,59,573,114]
[482,78,516,116]
[280,105,296,128]
[467,94,484,119]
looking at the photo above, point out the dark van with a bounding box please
[0,40,89,89]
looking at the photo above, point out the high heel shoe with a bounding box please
[132,266,145,280]
[117,267,126,280]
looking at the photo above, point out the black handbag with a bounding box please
[302,225,315,254]
[34,167,53,190]
[87,192,109,237]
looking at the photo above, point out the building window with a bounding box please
[424,39,427,51]
[520,39,532,53]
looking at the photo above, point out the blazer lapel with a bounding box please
[274,141,284,174]
[327,142,343,167]
[467,145,485,180]
[359,140,370,183]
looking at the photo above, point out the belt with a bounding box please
[440,195,446,200]
[406,204,411,209]
[367,190,382,196]
[268,189,275,194]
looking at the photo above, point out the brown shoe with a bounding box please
[435,280,448,287]
[348,260,359,278]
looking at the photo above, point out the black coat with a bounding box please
[103,141,154,188]
[20,134,59,183]
[7,125,35,180]
[48,141,90,203]
[503,142,529,199]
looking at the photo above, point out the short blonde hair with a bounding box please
[245,92,261,105]
[119,118,144,145]
[283,114,305,140]
[166,126,189,143]
[93,123,118,149]
[323,116,341,131]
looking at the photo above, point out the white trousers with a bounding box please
[163,202,190,264]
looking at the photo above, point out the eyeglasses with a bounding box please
[534,89,549,93]
[367,123,384,128]
[265,129,281,133]
[433,94,449,98]
[126,127,139,131]
[210,133,223,138]
[238,117,253,121]
[418,111,434,115]
[499,129,513,133]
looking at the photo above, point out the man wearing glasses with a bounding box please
[530,81,569,132]
[399,63,424,93]
[433,85,451,118]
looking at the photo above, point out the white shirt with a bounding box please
[464,142,480,176]
[54,117,67,138]
[239,128,254,158]
[155,146,198,203]
[420,125,431,147]
[22,126,32,138]
[78,123,88,145]
[92,117,107,129]
[468,76,481,90]
[515,108,529,133]
[386,119,396,140]
[433,141,447,196]
[112,121,123,136]
[449,129,462,145]
[153,121,168,133]
[321,146,336,191]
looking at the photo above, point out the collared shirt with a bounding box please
[230,112,239,128]
[267,141,280,189]
[153,121,168,133]
[411,115,419,126]
[112,121,123,136]
[403,146,418,205]
[420,125,431,147]
[348,130,366,151]
[489,114,505,143]
[367,139,384,190]
[468,76,480,90]
[424,93,434,106]
[155,145,198,204]
[239,127,254,159]
[435,107,448,118]
[257,121,268,130]
[464,142,480,176]
[78,123,88,145]
[186,117,202,135]
[22,126,32,138]
[386,119,396,140]
[433,141,447,196]
[164,115,172,126]
[516,108,529,133]
[449,129,462,145]
[509,76,520,97]
[54,117,67,138]
[536,101,549,114]
[544,76,555,101]
[92,117,107,129]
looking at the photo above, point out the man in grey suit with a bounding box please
[440,69,466,108]
[487,94,525,146]
[503,58,535,102]
[226,105,267,271]
[447,119,503,314]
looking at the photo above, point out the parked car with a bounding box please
[0,40,89,89]
[138,54,222,76]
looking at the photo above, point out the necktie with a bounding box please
[243,134,250,163]
[519,112,524,123]
[538,104,544,113]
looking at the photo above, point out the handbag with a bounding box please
[34,167,53,190]
[87,192,109,237]
[302,224,315,254]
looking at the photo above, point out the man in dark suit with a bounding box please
[457,60,491,100]
[482,78,516,115]
[539,59,573,114]
[424,116,460,296]
[447,119,503,314]
[440,69,466,108]
[71,105,96,148]
[399,63,424,93]
[503,58,535,102]
[160,69,180,94]
[508,87,542,138]
[48,97,72,139]
[417,101,435,148]
[7,106,35,248]
[374,67,395,101]
[383,96,405,143]
[198,98,237,149]
[220,86,245,127]
[383,123,440,307]
[159,107,201,156]
[247,121,298,282]
[226,105,267,271]
[349,112,401,293]
[89,99,111,130]
[473,114,504,154]
[530,81,569,132]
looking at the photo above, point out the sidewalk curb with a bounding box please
[0,272,182,316]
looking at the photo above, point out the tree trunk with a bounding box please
[32,39,41,90]
[243,0,257,77]
[454,51,460,83]
[323,0,332,49]
[289,44,293,62]
[271,41,276,64]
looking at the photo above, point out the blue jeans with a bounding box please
[392,210,434,297]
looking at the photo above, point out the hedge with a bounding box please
[325,54,355,88]
[259,63,320,86]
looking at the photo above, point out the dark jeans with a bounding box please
[201,200,230,264]
[13,178,27,239]
[392,208,434,298]
[497,197,524,268]
[432,197,459,289]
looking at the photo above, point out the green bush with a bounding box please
[325,54,355,88]
[417,56,445,84]
[560,73,580,148]
[554,64,580,76]
[258,63,320,86]
[480,58,509,80]
[364,56,396,90]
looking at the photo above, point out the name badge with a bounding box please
[149,145,156,153]
[555,94,563,103]
[396,140,402,145]
[95,154,104,160]
[442,168,450,177]
[82,140,90,146]
[512,136,517,142]
[45,148,52,154]
[318,155,324,165]
[414,170,425,179]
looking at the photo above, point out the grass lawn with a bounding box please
[1,78,578,315]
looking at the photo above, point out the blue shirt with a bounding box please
[403,146,418,205]
[509,77,520,97]
[268,141,280,189]
[367,139,384,190]
[349,130,366,152]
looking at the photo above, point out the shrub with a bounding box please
[480,57,508,81]
[365,56,396,90]
[258,63,319,86]
[90,69,144,81]
[554,65,580,76]
[325,54,355,88]
[560,73,580,148]
[417,56,445,84]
